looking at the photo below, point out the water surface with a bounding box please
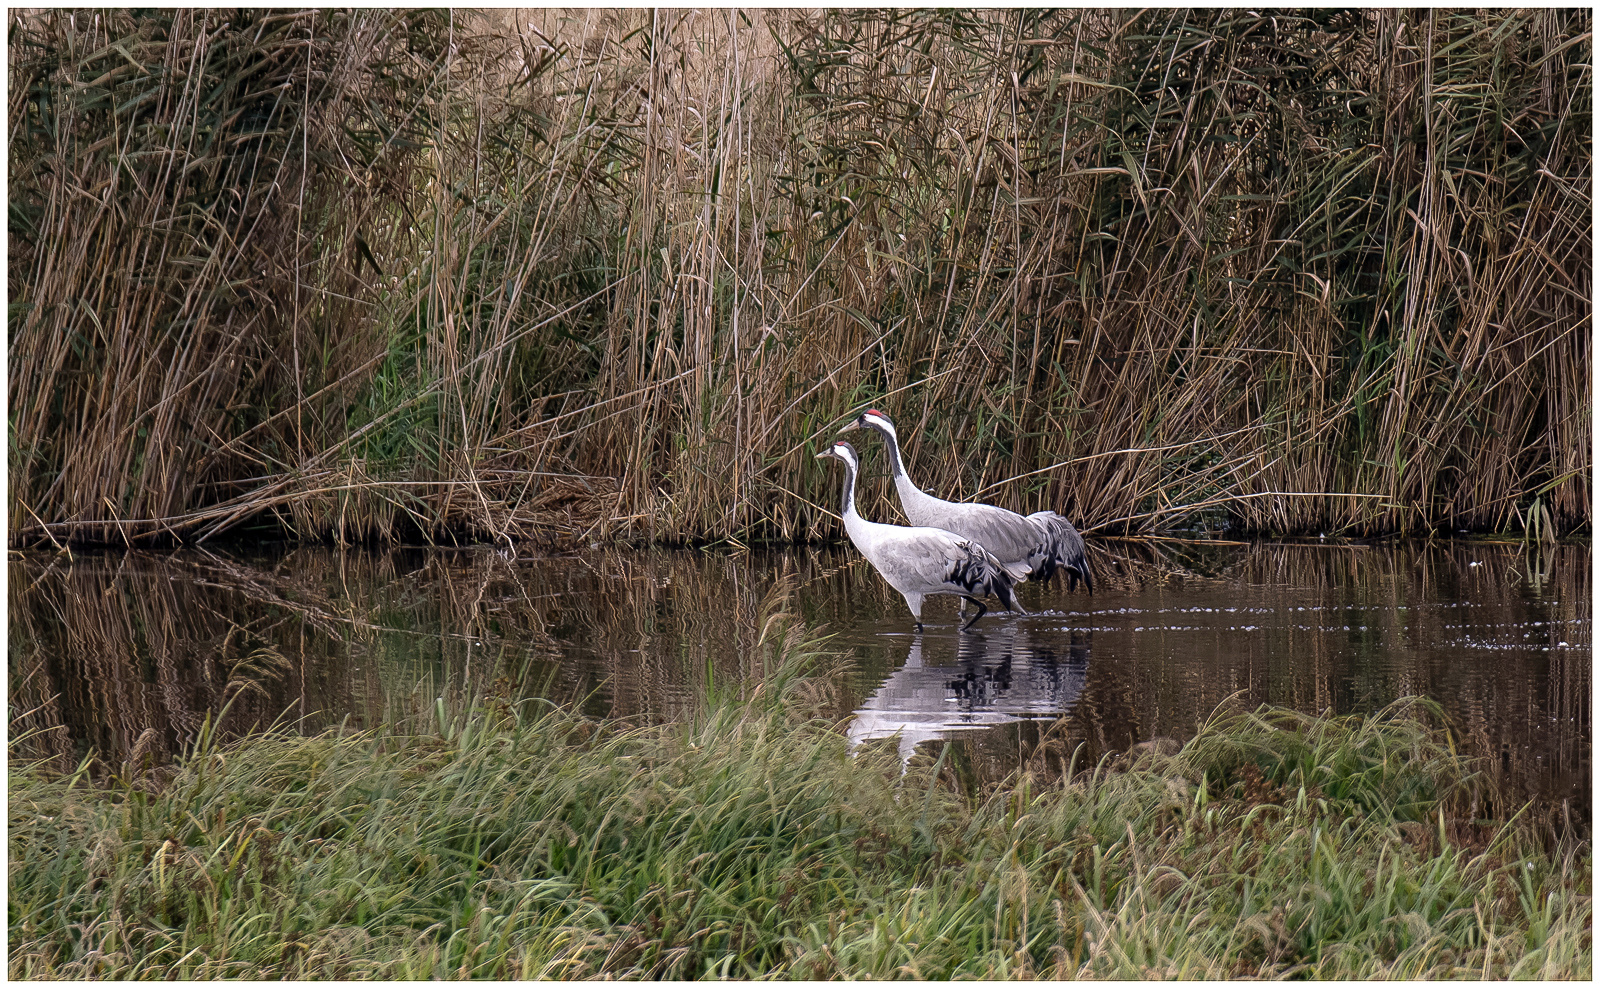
[9,539,1589,826]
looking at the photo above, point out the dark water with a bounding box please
[9,539,1590,826]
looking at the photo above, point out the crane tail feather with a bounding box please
[1026,511,1093,594]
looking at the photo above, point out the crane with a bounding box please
[841,408,1093,594]
[815,440,1025,631]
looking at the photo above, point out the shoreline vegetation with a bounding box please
[7,9,1591,549]
[8,612,1591,979]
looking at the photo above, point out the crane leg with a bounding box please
[958,597,988,631]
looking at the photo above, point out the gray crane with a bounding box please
[841,408,1093,594]
[815,440,1025,631]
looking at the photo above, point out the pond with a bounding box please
[9,539,1590,829]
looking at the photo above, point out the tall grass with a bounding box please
[8,9,1590,546]
[8,10,446,542]
[8,613,1590,978]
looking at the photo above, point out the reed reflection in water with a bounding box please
[8,539,1589,827]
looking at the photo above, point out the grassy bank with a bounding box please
[9,620,1590,979]
[8,10,1591,547]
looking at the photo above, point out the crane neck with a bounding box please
[876,424,908,479]
[873,422,932,507]
[837,456,859,520]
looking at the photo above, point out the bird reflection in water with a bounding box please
[847,625,1090,771]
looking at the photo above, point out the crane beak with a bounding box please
[838,417,860,433]
[814,449,833,460]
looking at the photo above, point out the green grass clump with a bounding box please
[9,633,1590,978]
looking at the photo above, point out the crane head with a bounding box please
[841,407,897,441]
[814,440,859,469]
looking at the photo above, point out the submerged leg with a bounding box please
[958,597,988,631]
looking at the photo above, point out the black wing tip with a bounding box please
[989,566,1027,614]
[1042,515,1092,595]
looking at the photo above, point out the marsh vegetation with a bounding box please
[8,609,1591,978]
[8,9,1590,547]
[7,9,1591,978]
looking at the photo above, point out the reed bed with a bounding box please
[8,609,1591,979]
[8,10,1590,547]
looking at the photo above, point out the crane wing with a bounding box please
[859,527,965,588]
[933,503,1037,579]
